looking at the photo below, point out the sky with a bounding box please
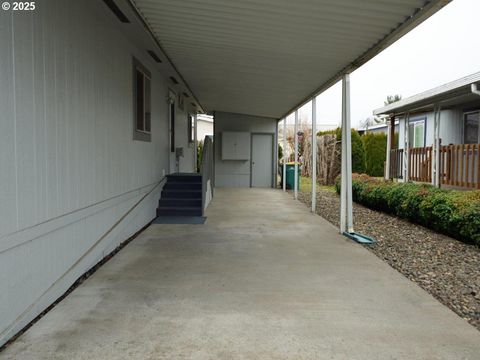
[286,0,480,131]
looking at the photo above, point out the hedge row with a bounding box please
[335,174,480,246]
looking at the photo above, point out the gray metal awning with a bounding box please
[374,71,480,116]
[129,0,451,118]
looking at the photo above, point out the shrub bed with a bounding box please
[335,174,480,246]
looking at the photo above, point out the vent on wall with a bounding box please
[147,50,162,63]
[169,76,179,85]
[102,0,130,23]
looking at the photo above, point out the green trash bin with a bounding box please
[284,162,300,190]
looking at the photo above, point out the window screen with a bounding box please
[464,112,479,144]
[408,119,425,148]
[133,58,151,141]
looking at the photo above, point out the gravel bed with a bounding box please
[296,188,480,331]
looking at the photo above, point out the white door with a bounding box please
[251,134,273,187]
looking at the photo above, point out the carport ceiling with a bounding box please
[131,0,450,118]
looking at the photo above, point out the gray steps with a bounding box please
[156,206,202,217]
[156,173,203,218]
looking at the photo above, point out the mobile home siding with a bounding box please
[397,109,462,149]
[0,1,192,345]
[214,112,277,188]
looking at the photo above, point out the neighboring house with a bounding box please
[196,114,214,142]
[357,121,399,136]
[374,72,480,189]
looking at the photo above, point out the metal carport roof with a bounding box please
[130,0,451,118]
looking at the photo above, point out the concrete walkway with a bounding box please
[3,189,479,359]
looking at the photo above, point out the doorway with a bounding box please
[251,133,274,187]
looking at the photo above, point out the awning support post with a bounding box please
[294,110,299,200]
[385,117,392,180]
[432,104,441,187]
[340,73,353,234]
[311,97,317,212]
[282,118,287,192]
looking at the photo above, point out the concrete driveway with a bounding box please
[2,188,479,359]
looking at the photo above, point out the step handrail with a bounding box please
[201,136,214,214]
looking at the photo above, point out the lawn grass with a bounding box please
[300,176,336,193]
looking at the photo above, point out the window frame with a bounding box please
[408,117,426,148]
[168,90,176,153]
[463,110,480,145]
[132,58,152,142]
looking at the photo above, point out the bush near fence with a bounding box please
[317,128,366,175]
[362,133,387,177]
[335,174,480,246]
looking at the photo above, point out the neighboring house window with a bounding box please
[188,114,194,143]
[133,58,151,141]
[464,111,479,144]
[408,118,425,148]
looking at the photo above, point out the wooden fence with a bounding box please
[440,144,480,189]
[409,146,433,182]
[389,149,403,179]
[389,144,480,189]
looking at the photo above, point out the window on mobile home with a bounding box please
[133,58,151,141]
[408,118,425,148]
[464,111,479,144]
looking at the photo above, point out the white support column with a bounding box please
[435,108,441,187]
[311,98,317,212]
[385,119,392,180]
[294,110,299,200]
[282,118,287,191]
[432,106,438,186]
[432,105,441,187]
[403,112,410,182]
[340,74,353,234]
[194,114,198,172]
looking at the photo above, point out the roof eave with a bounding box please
[280,0,452,120]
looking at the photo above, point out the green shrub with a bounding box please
[335,174,480,246]
[362,133,387,177]
[332,128,366,174]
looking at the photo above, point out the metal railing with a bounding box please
[201,136,214,213]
